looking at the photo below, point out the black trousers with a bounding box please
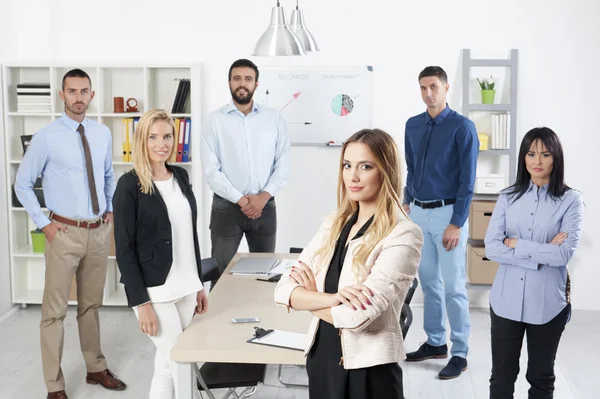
[209,194,277,285]
[307,360,404,399]
[489,304,570,399]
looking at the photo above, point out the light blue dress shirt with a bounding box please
[484,181,583,324]
[14,113,116,229]
[201,100,291,204]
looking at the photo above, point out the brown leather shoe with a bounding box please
[85,369,127,390]
[47,391,68,399]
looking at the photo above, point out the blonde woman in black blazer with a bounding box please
[113,108,208,399]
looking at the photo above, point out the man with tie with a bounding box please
[402,66,479,380]
[15,69,126,399]
[201,59,290,284]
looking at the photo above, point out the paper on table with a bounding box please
[268,259,297,275]
[248,329,307,351]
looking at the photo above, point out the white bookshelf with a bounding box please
[462,49,519,201]
[2,62,203,307]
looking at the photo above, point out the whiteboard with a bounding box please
[253,66,374,145]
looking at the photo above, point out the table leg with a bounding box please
[177,363,194,399]
[192,363,217,399]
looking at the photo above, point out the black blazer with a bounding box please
[113,165,202,307]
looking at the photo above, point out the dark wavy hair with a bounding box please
[503,127,570,202]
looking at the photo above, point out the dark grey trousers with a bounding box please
[209,194,277,284]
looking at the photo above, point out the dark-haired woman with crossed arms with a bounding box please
[484,127,583,399]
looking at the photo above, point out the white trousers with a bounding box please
[134,292,197,399]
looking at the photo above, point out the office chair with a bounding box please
[201,257,221,283]
[194,257,267,398]
[195,362,265,399]
[400,278,419,339]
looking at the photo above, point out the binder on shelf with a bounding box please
[121,119,129,162]
[127,118,135,160]
[169,120,179,163]
[182,118,191,162]
[20,135,33,154]
[168,78,181,113]
[505,113,511,148]
[490,113,509,150]
[170,79,191,114]
[176,118,185,162]
[12,178,45,208]
[171,79,185,114]
[180,79,191,113]
[246,326,307,351]
[133,117,140,136]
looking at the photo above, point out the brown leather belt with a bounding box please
[51,213,103,229]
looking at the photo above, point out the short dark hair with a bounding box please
[418,66,448,85]
[62,68,92,91]
[228,59,259,82]
[504,127,571,202]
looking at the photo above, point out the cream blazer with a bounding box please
[274,210,423,369]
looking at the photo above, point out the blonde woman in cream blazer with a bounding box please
[274,129,423,399]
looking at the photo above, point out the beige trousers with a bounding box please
[41,218,110,392]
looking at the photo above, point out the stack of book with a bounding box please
[168,78,191,114]
[490,113,510,149]
[17,83,51,113]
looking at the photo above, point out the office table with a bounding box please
[172,253,311,399]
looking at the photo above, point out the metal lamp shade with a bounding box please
[253,5,305,56]
[289,8,319,52]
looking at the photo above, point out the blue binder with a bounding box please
[182,118,191,162]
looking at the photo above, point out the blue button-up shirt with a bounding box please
[14,113,116,228]
[484,182,583,324]
[201,101,291,204]
[404,105,479,227]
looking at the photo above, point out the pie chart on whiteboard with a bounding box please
[331,94,354,116]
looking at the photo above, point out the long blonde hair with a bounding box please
[131,108,177,194]
[314,129,409,280]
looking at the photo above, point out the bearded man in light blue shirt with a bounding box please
[201,59,290,284]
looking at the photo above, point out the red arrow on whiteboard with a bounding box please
[279,92,302,112]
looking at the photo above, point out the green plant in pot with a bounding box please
[477,76,496,104]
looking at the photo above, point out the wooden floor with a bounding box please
[0,305,598,399]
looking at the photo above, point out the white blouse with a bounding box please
[146,175,203,303]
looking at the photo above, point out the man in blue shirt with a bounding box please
[403,66,479,380]
[15,69,126,399]
[201,59,290,284]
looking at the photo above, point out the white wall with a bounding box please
[0,0,17,319]
[4,0,599,310]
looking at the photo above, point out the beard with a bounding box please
[230,86,255,105]
[65,101,88,115]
